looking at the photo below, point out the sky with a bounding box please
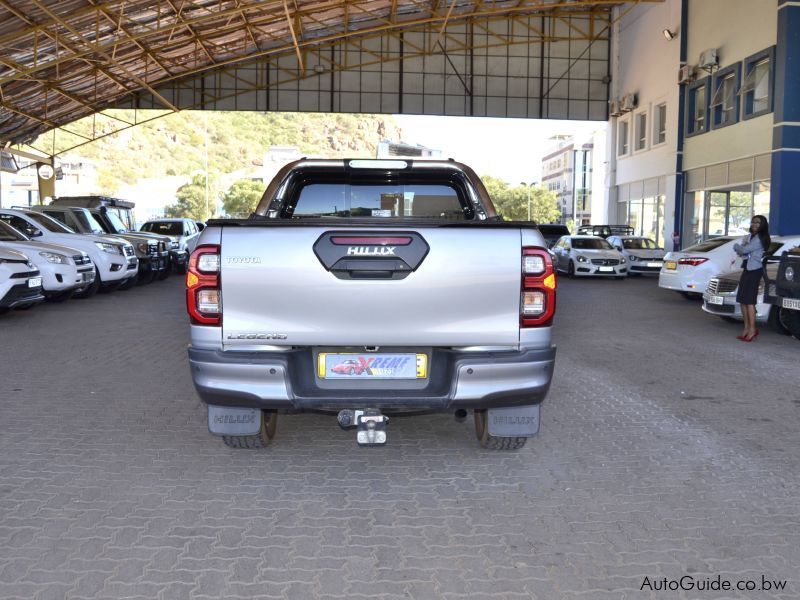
[393,115,606,185]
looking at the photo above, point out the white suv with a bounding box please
[139,218,201,273]
[0,208,137,293]
[0,247,44,314]
[0,220,95,302]
[606,235,666,276]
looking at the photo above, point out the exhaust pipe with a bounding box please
[454,409,468,423]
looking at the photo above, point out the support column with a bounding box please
[36,162,56,202]
[770,0,800,234]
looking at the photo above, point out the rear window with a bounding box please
[622,238,659,250]
[572,238,612,250]
[683,237,734,253]
[142,222,184,236]
[288,183,468,220]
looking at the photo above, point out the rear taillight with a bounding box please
[678,257,708,266]
[187,244,221,326]
[521,247,556,327]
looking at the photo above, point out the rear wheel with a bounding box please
[474,410,527,450]
[222,411,278,449]
[779,307,800,340]
[767,307,790,335]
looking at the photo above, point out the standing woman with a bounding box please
[734,215,771,341]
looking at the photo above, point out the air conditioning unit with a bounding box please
[698,48,718,71]
[678,64,696,85]
[609,100,623,117]
[621,93,638,112]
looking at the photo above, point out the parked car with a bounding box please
[658,236,737,298]
[0,247,44,314]
[139,218,201,273]
[31,204,168,285]
[0,209,137,295]
[576,224,634,238]
[537,224,570,248]
[551,235,627,278]
[607,235,666,276]
[0,220,95,302]
[46,198,171,283]
[188,158,557,450]
[764,245,800,339]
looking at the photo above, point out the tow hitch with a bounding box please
[338,409,388,446]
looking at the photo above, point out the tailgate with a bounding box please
[221,226,522,347]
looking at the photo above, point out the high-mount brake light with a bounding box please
[678,257,709,266]
[331,236,412,246]
[348,159,408,170]
[187,244,221,326]
[520,247,556,327]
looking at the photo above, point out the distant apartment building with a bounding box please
[541,135,600,226]
[376,140,442,159]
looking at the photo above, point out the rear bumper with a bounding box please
[188,346,556,412]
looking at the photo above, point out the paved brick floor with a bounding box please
[0,275,798,599]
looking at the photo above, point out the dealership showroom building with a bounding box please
[1,1,799,599]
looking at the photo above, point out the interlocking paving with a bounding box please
[0,275,798,599]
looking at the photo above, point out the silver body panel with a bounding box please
[219,226,527,348]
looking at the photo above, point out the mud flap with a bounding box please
[208,405,261,436]
[487,405,540,437]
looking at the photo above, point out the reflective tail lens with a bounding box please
[678,257,708,266]
[187,244,221,326]
[520,247,556,327]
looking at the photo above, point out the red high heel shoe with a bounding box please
[744,330,760,342]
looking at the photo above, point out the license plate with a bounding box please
[647,261,663,268]
[708,295,724,305]
[782,297,800,310]
[318,353,427,379]
[28,277,42,288]
[665,260,677,270]
[82,271,95,282]
[599,266,613,273]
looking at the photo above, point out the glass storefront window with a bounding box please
[728,189,752,235]
[754,181,770,219]
[683,192,705,247]
[707,192,727,237]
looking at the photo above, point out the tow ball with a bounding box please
[337,409,388,446]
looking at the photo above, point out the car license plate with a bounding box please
[647,261,663,268]
[708,295,724,305]
[318,353,427,379]
[28,277,42,288]
[599,266,613,273]
[782,297,800,310]
[665,260,677,270]
[82,271,95,282]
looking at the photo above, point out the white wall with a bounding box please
[612,0,681,186]
[683,0,777,170]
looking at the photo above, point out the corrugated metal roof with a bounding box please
[0,0,648,147]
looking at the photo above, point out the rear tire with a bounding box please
[779,307,800,340]
[222,411,278,449]
[767,307,790,335]
[474,410,528,450]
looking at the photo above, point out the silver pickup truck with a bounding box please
[187,159,557,450]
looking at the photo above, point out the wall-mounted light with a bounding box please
[663,28,676,41]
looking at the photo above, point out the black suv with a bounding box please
[764,247,800,339]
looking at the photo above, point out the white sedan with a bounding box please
[607,235,666,276]
[658,236,738,298]
[551,235,627,278]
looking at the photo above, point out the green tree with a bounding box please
[482,176,561,223]
[165,174,218,220]
[222,179,267,218]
